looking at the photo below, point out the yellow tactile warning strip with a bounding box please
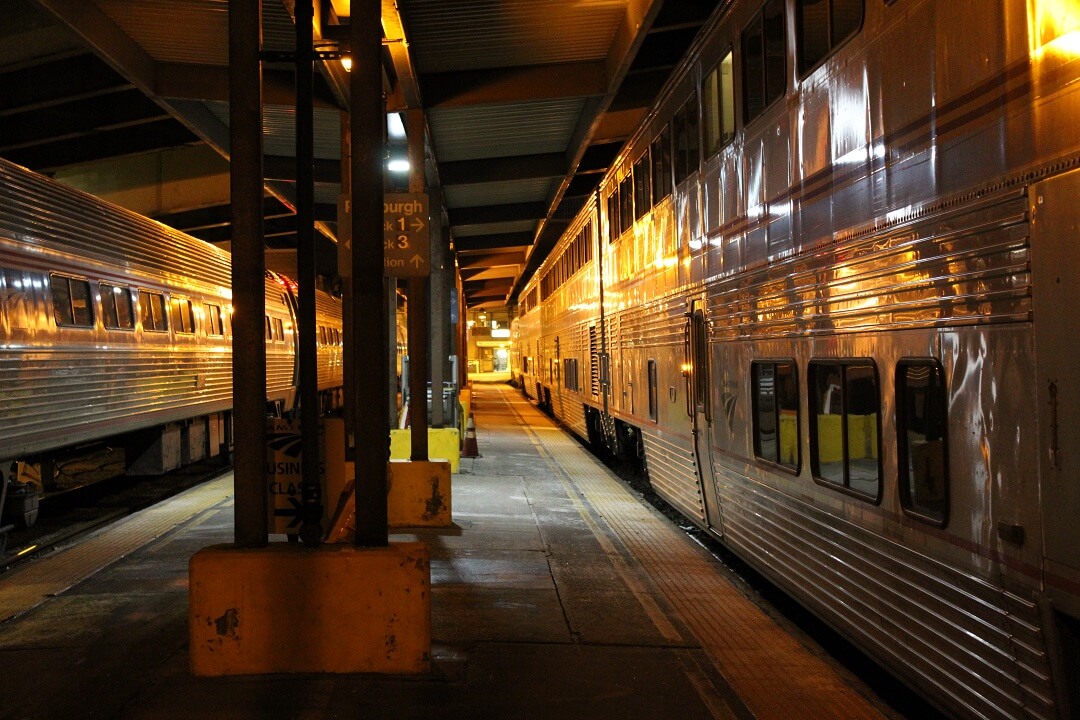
[0,474,233,623]
[493,386,886,720]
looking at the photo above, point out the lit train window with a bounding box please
[138,290,168,332]
[606,190,620,243]
[703,50,736,157]
[743,0,787,122]
[796,0,863,76]
[619,175,634,234]
[896,359,949,526]
[672,94,699,184]
[50,274,94,328]
[170,297,195,334]
[752,361,800,472]
[651,127,672,204]
[264,315,272,340]
[808,360,881,501]
[319,326,328,345]
[100,284,135,330]
[205,303,224,336]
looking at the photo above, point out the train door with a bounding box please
[686,298,723,535]
[1031,174,1080,614]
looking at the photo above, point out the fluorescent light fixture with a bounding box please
[387,159,410,173]
[387,113,406,139]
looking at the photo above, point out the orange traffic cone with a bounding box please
[462,414,480,458]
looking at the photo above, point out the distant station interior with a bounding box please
[2,1,1080,720]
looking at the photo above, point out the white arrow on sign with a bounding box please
[410,217,426,232]
[410,254,423,268]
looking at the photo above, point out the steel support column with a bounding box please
[350,0,388,547]
[429,222,447,428]
[295,0,322,545]
[406,109,428,461]
[229,0,267,547]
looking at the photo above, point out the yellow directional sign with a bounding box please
[383,193,430,277]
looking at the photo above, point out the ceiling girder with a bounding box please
[454,233,534,252]
[449,202,546,228]
[421,61,607,108]
[5,118,198,172]
[440,153,566,187]
[0,53,129,114]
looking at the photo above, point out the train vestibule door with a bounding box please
[1031,174,1080,613]
[686,299,724,536]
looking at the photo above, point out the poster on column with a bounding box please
[265,418,347,535]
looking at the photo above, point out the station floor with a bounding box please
[0,382,902,720]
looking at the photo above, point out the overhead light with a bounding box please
[341,55,352,71]
[387,159,410,173]
[387,113,406,139]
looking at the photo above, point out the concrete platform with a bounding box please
[0,383,901,719]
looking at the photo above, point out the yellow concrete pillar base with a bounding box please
[388,459,452,527]
[389,428,460,472]
[189,543,430,676]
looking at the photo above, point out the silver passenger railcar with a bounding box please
[0,157,343,480]
[513,1,1080,718]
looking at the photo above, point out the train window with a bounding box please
[319,326,328,345]
[703,50,736,157]
[264,315,272,340]
[633,154,651,220]
[651,127,673,204]
[2,270,31,330]
[205,303,224,336]
[672,94,699,185]
[796,0,864,76]
[619,174,634,233]
[896,359,949,526]
[170,297,195,334]
[648,359,658,421]
[50,275,94,328]
[752,361,800,472]
[274,318,285,342]
[743,0,787,123]
[334,328,341,345]
[808,360,881,500]
[139,290,168,332]
[100,284,135,330]
[607,190,620,243]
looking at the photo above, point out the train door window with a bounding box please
[796,0,864,76]
[752,361,800,472]
[274,318,284,342]
[634,154,651,220]
[170,297,195,334]
[648,359,658,421]
[896,359,949,526]
[139,290,168,332]
[50,275,94,327]
[809,360,881,500]
[100,284,135,330]
[743,0,787,123]
[619,174,634,232]
[319,326,328,345]
[264,315,272,340]
[205,303,224,336]
[651,126,673,203]
[703,50,736,157]
[672,94,699,185]
[334,328,341,345]
[2,270,31,330]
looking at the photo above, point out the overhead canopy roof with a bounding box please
[0,0,720,308]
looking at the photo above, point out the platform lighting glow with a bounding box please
[341,56,352,72]
[387,159,410,173]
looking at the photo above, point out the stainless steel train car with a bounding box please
[0,156,344,483]
[513,1,1080,717]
